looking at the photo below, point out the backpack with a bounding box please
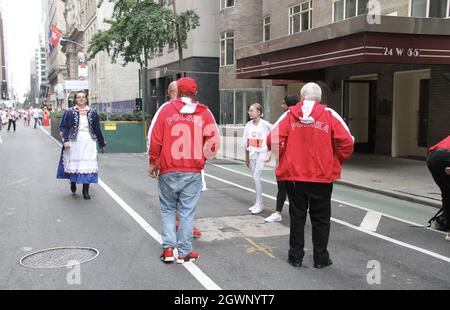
[428,208,448,231]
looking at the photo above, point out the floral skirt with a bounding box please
[57,131,99,184]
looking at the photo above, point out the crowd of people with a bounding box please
[0,107,49,132]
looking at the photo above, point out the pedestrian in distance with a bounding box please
[23,109,30,127]
[148,77,220,264]
[427,135,450,241]
[243,103,272,215]
[7,108,18,132]
[57,91,106,200]
[32,107,40,129]
[0,108,5,131]
[268,82,354,269]
[265,95,299,223]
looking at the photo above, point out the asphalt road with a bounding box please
[0,125,449,290]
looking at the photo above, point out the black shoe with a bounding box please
[288,258,302,268]
[314,259,333,269]
[82,185,91,200]
[71,182,77,193]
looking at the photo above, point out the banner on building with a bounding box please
[39,85,49,99]
[78,53,88,78]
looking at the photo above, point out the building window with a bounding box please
[220,89,264,125]
[411,0,450,18]
[289,1,313,35]
[263,16,271,42]
[220,0,235,10]
[220,31,235,67]
[333,0,368,22]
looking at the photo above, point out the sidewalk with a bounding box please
[339,154,440,208]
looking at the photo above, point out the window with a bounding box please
[333,0,368,22]
[289,1,313,35]
[263,16,271,42]
[220,31,235,67]
[411,0,450,18]
[220,0,235,10]
[220,89,263,125]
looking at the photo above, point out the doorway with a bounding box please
[392,69,430,158]
[343,79,377,153]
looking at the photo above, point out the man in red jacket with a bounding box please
[148,77,220,264]
[268,82,354,269]
[427,136,450,241]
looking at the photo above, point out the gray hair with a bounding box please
[301,82,322,102]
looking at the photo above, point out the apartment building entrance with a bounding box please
[392,69,430,158]
[343,77,377,153]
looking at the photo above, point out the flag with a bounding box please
[49,25,62,53]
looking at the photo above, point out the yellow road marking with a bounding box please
[245,238,276,259]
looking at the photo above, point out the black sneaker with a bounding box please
[314,259,333,269]
[288,258,302,268]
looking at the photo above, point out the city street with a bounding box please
[0,126,449,290]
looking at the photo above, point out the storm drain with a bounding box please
[19,247,99,269]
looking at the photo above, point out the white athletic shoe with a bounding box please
[251,205,264,215]
[265,212,282,223]
[445,233,450,241]
[248,205,258,212]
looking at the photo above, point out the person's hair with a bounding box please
[73,91,89,106]
[284,95,299,107]
[301,82,322,102]
[250,103,263,117]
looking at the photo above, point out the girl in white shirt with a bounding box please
[243,103,272,214]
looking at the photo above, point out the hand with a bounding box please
[63,142,71,150]
[264,153,272,164]
[148,165,159,179]
[446,167,450,176]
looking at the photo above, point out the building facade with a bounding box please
[86,0,140,114]
[226,0,450,158]
[0,11,8,101]
[44,0,68,109]
[147,0,220,121]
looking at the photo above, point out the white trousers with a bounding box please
[249,152,266,207]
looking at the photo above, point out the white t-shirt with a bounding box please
[242,119,272,158]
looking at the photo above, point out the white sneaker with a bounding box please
[445,233,450,241]
[251,205,264,215]
[248,205,258,212]
[265,213,282,223]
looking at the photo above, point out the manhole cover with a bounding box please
[19,247,99,269]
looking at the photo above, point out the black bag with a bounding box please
[428,208,448,231]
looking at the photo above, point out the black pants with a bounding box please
[427,149,450,230]
[7,120,16,131]
[276,181,288,212]
[287,181,333,265]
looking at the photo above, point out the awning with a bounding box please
[237,32,450,79]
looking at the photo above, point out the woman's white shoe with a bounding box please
[265,213,282,223]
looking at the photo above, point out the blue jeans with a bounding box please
[158,172,202,256]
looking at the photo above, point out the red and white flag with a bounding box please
[49,25,62,52]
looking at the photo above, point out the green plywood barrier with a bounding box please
[100,121,146,153]
[51,118,146,153]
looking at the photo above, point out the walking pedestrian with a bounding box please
[57,91,106,200]
[7,108,18,132]
[243,103,272,215]
[0,108,5,131]
[268,83,354,269]
[265,95,299,223]
[23,109,30,127]
[427,135,450,241]
[32,107,40,129]
[148,77,220,264]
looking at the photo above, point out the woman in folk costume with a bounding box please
[57,91,106,200]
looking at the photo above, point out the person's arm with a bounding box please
[93,113,106,150]
[329,109,354,163]
[148,109,165,178]
[203,109,221,161]
[59,110,71,149]
[267,111,290,160]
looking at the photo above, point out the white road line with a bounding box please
[211,163,446,234]
[360,211,383,232]
[40,125,222,290]
[0,136,2,144]
[204,172,450,264]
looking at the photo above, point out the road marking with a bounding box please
[0,135,3,144]
[245,238,275,259]
[204,172,450,264]
[41,125,222,290]
[210,163,446,234]
[360,211,383,232]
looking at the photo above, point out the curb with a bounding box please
[335,180,441,209]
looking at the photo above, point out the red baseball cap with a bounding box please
[177,77,197,95]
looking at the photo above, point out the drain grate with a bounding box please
[20,247,99,269]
